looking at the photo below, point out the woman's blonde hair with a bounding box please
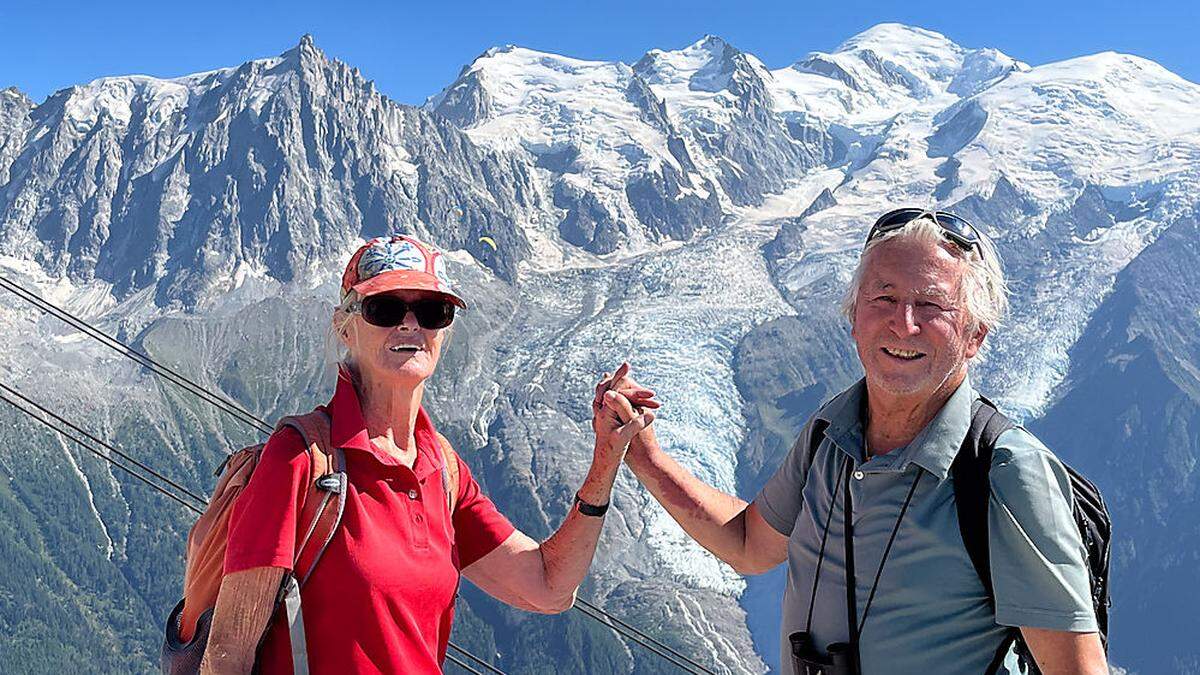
[326,290,361,379]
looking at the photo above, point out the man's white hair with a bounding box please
[840,215,1009,360]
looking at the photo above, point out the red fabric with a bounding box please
[224,372,515,674]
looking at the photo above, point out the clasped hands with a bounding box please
[590,362,659,466]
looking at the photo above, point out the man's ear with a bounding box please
[965,322,988,359]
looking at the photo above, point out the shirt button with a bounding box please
[853,470,865,480]
[408,489,418,499]
[414,513,423,523]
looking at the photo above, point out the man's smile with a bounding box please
[881,346,925,360]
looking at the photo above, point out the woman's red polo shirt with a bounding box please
[224,372,516,673]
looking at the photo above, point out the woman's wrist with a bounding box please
[577,460,618,507]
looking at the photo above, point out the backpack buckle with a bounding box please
[315,473,345,494]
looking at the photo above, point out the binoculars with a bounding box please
[788,631,859,675]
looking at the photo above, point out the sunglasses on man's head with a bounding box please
[352,295,456,330]
[866,208,981,252]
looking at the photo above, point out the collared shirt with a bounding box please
[756,375,1097,674]
[225,369,515,673]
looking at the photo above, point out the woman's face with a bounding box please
[338,290,450,388]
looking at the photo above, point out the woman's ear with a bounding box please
[333,312,354,348]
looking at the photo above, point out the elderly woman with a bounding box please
[199,235,657,674]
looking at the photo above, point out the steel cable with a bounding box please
[0,381,503,673]
[447,642,505,675]
[0,381,209,505]
[2,273,715,675]
[573,600,706,674]
[0,388,205,514]
[574,597,713,674]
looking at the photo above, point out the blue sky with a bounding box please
[1,0,1196,104]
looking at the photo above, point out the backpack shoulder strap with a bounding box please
[951,396,1019,675]
[263,408,345,675]
[951,396,1015,602]
[279,408,346,585]
[434,432,460,514]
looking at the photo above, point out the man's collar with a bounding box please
[328,366,444,479]
[901,375,975,479]
[815,374,976,479]
[816,380,868,461]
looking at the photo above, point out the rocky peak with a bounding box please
[1,86,32,107]
[634,34,771,99]
[276,32,330,76]
[0,39,542,306]
[0,87,33,185]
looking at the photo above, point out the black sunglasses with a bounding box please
[866,208,981,252]
[352,295,456,330]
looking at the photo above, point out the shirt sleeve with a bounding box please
[754,417,817,536]
[224,427,310,575]
[452,454,516,569]
[987,427,1098,632]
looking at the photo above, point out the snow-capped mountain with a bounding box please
[428,44,722,256]
[632,35,838,205]
[787,23,1025,109]
[0,36,548,310]
[2,24,1198,674]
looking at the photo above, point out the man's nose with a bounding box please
[891,302,920,336]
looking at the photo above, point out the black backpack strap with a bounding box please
[951,397,1014,597]
[951,397,1020,674]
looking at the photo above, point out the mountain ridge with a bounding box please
[2,25,1198,674]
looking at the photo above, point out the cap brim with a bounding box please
[351,270,467,308]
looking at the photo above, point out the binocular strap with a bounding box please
[802,454,924,672]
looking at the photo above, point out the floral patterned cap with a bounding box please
[340,235,466,308]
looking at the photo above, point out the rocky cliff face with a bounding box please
[1030,213,1200,675]
[428,44,723,255]
[2,24,1199,674]
[0,37,546,311]
[633,36,839,205]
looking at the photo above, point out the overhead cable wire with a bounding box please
[573,600,705,674]
[0,381,210,506]
[575,597,714,674]
[0,274,268,433]
[2,274,711,675]
[0,380,503,674]
[0,387,204,515]
[447,642,505,675]
[443,651,484,675]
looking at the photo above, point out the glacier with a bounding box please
[1,22,1198,674]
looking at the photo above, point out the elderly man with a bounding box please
[597,209,1106,674]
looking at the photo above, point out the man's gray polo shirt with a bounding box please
[756,376,1097,674]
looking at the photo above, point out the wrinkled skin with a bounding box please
[850,236,985,409]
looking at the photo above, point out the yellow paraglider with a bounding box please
[479,236,497,252]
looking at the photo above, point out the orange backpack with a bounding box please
[161,408,460,675]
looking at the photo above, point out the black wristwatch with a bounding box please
[574,492,610,517]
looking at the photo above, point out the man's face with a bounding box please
[851,236,985,400]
